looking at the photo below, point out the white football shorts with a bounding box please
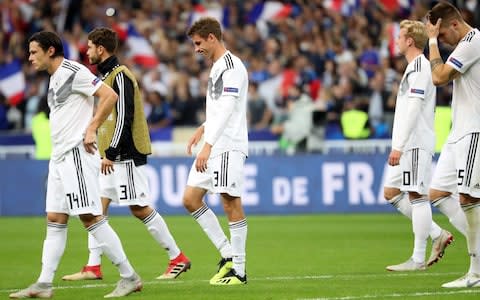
[187,151,246,197]
[384,148,433,195]
[431,133,480,197]
[100,160,150,206]
[46,146,102,216]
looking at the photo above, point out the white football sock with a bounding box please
[433,195,468,236]
[463,203,480,274]
[87,218,134,278]
[142,210,180,260]
[389,192,442,239]
[411,198,431,263]
[37,222,68,283]
[192,204,232,258]
[87,232,102,266]
[229,219,247,277]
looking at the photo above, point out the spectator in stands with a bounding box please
[340,97,371,139]
[31,96,51,160]
[270,78,314,153]
[247,82,272,130]
[0,92,10,130]
[146,90,173,130]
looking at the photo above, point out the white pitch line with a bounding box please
[0,272,467,294]
[298,289,480,300]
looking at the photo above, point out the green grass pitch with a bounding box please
[1,214,479,299]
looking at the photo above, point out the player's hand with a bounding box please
[187,126,205,156]
[426,16,441,39]
[388,149,402,166]
[101,157,114,175]
[195,144,211,173]
[83,129,97,154]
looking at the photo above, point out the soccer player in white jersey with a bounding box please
[426,1,480,288]
[9,31,142,298]
[183,17,249,285]
[384,20,460,272]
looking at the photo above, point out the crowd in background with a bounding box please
[1,0,479,147]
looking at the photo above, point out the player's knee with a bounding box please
[129,205,151,219]
[384,187,400,201]
[429,189,450,202]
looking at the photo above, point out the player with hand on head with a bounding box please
[426,1,480,288]
[61,27,190,282]
[10,30,142,299]
[183,17,249,285]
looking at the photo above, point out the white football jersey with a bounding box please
[47,59,102,161]
[446,28,480,143]
[204,51,249,157]
[391,54,436,153]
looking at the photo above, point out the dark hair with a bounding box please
[428,1,463,27]
[28,31,64,58]
[187,17,222,41]
[87,27,118,53]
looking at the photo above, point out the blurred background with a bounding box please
[0,0,478,216]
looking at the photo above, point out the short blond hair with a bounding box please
[399,20,428,50]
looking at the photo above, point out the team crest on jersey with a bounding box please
[91,77,101,86]
[224,87,238,93]
[410,88,424,95]
[449,57,463,68]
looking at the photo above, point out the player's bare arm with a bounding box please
[186,125,205,156]
[426,18,461,85]
[84,84,118,153]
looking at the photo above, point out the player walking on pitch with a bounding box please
[426,1,480,288]
[384,20,458,272]
[10,31,142,299]
[183,17,249,285]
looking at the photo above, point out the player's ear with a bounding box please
[47,46,56,58]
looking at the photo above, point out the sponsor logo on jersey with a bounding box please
[224,87,238,93]
[91,77,101,86]
[410,88,424,95]
[449,57,463,68]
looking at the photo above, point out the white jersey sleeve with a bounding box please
[407,61,430,100]
[446,30,478,73]
[73,65,103,97]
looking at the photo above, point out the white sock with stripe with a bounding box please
[87,218,134,278]
[411,198,431,263]
[432,195,468,236]
[389,192,442,239]
[143,210,180,260]
[230,219,247,277]
[192,203,232,258]
[463,203,480,274]
[87,232,102,266]
[37,222,68,283]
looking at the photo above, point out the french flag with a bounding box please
[0,59,26,106]
[387,22,400,57]
[247,1,293,24]
[125,23,158,68]
[323,0,360,16]
[188,4,230,28]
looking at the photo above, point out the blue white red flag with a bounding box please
[126,23,158,68]
[323,0,360,16]
[247,1,293,24]
[188,3,230,28]
[0,59,26,106]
